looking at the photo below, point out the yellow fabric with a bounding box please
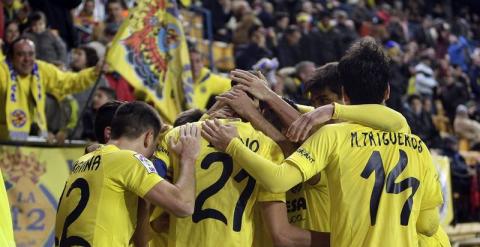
[155,120,284,247]
[286,172,330,232]
[193,68,231,110]
[0,60,96,140]
[55,145,163,246]
[418,226,451,247]
[0,170,15,247]
[106,0,193,124]
[407,76,417,95]
[296,104,315,114]
[333,103,411,133]
[285,123,443,247]
[225,123,443,247]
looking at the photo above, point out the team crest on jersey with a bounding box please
[11,109,27,128]
[0,147,56,247]
[134,154,158,174]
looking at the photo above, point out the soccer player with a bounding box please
[155,98,317,247]
[55,101,200,246]
[202,38,443,247]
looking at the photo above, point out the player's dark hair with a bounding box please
[305,62,341,96]
[110,101,162,140]
[173,109,205,127]
[97,86,117,100]
[338,38,391,104]
[94,100,124,144]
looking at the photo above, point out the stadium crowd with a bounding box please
[1,0,480,245]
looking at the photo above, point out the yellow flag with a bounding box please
[106,0,193,124]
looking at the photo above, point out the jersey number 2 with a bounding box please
[360,150,420,226]
[56,178,91,247]
[192,152,256,232]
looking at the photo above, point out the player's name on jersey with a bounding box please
[350,131,424,153]
[71,155,102,174]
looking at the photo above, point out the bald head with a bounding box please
[10,39,36,76]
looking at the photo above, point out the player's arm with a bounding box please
[230,69,302,127]
[416,207,440,237]
[131,198,150,247]
[261,201,330,247]
[287,103,410,142]
[216,89,297,156]
[202,120,333,193]
[144,124,200,217]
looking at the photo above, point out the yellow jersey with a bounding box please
[155,120,284,247]
[55,145,163,246]
[286,171,330,232]
[286,123,443,247]
[0,169,15,246]
[418,227,451,247]
[193,68,231,110]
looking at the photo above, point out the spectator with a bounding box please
[235,24,272,70]
[23,11,67,64]
[81,86,116,141]
[404,94,442,148]
[414,55,438,97]
[1,20,19,54]
[232,1,259,46]
[0,38,101,140]
[313,11,340,66]
[333,10,358,56]
[454,105,480,144]
[296,12,316,63]
[276,25,302,68]
[385,41,408,112]
[28,0,82,49]
[440,69,470,121]
[441,136,475,223]
[470,48,480,98]
[203,0,232,42]
[285,61,315,105]
[273,12,289,41]
[92,0,126,44]
[448,34,472,72]
[74,0,97,43]
[190,46,230,110]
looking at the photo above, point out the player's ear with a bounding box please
[144,129,154,148]
[384,84,391,102]
[341,86,350,105]
[104,126,112,143]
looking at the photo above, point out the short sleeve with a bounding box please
[114,152,164,198]
[420,151,443,210]
[285,126,336,181]
[153,129,175,180]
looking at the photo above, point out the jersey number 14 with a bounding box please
[361,150,420,226]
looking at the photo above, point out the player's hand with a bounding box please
[286,104,334,142]
[169,123,201,160]
[230,69,274,101]
[216,88,259,120]
[201,119,239,152]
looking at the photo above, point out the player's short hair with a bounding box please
[338,38,391,104]
[97,86,117,100]
[173,109,205,127]
[305,62,341,96]
[110,101,162,140]
[95,100,124,144]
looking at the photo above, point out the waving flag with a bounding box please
[106,0,193,124]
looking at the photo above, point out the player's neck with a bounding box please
[107,138,144,154]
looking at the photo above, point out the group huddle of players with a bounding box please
[54,38,450,247]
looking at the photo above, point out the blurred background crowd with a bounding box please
[1,0,480,226]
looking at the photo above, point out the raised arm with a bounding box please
[144,124,199,217]
[201,120,303,193]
